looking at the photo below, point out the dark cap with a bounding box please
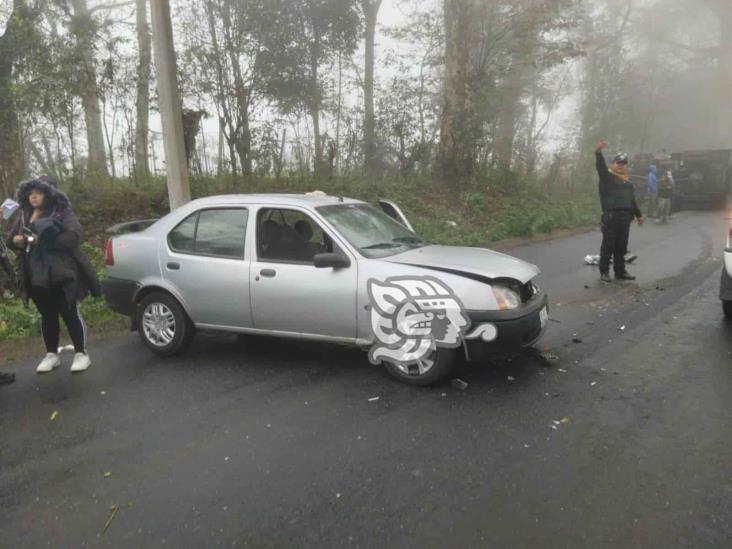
[612,153,629,165]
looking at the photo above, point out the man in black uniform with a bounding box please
[596,140,644,283]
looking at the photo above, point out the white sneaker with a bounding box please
[70,352,91,373]
[37,353,61,373]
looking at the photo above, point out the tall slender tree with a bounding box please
[135,0,151,179]
[438,0,481,188]
[361,0,381,176]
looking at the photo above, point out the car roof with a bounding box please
[187,193,366,209]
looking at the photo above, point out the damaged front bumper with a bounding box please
[463,291,549,362]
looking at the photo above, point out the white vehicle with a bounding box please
[720,216,732,317]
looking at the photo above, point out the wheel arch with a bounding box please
[132,285,192,331]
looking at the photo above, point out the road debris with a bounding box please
[538,348,559,362]
[557,368,567,373]
[451,378,468,390]
[102,505,118,535]
[655,285,665,291]
[618,325,626,331]
[559,416,570,424]
[49,410,59,422]
[507,376,516,381]
[103,472,112,478]
[590,381,597,387]
[367,397,380,402]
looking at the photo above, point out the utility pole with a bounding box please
[149,0,190,210]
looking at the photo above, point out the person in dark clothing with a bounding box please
[596,140,644,283]
[5,176,101,373]
[656,171,674,224]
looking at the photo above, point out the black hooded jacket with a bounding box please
[5,177,101,307]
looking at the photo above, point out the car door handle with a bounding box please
[260,269,276,278]
[167,262,180,271]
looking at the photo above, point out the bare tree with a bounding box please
[361,0,382,176]
[67,0,110,179]
[135,0,151,179]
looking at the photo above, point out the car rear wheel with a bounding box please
[723,300,732,319]
[137,293,195,356]
[382,348,457,386]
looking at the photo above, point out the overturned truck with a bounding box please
[632,149,732,210]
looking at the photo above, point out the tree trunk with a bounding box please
[362,0,381,177]
[0,0,29,197]
[310,42,322,176]
[438,0,479,188]
[717,4,732,146]
[525,70,539,177]
[492,65,523,172]
[135,0,151,180]
[70,0,109,180]
[335,51,342,176]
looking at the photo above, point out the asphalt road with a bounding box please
[2,211,732,549]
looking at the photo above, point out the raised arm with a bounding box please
[595,140,611,187]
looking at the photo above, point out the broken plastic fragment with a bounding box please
[104,472,112,478]
[49,410,59,421]
[367,397,380,402]
[451,378,468,390]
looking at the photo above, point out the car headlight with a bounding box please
[492,285,521,310]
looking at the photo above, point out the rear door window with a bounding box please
[168,208,248,259]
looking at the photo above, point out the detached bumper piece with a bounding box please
[464,291,549,361]
[101,278,140,317]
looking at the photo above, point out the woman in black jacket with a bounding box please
[5,176,101,373]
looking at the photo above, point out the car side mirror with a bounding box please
[314,253,351,269]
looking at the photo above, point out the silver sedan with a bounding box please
[102,194,548,385]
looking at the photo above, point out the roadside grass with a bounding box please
[1,172,599,347]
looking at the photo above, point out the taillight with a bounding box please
[104,238,115,266]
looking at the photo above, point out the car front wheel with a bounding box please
[382,348,457,386]
[137,292,195,356]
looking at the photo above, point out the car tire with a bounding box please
[723,300,732,319]
[137,292,195,356]
[382,348,458,386]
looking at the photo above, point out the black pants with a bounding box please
[31,286,86,354]
[600,210,634,275]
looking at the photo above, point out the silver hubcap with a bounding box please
[142,302,176,347]
[397,353,436,376]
